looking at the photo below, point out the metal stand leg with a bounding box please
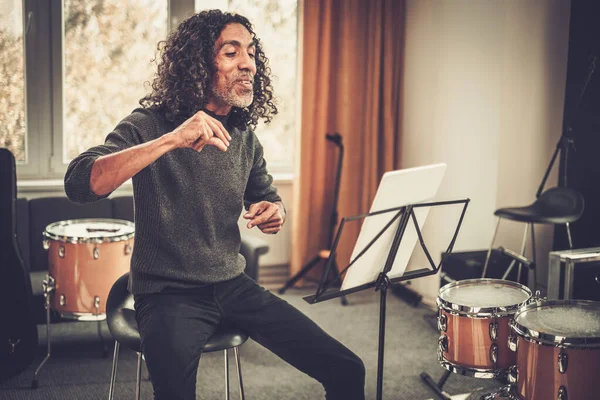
[108,342,120,400]
[224,349,230,400]
[234,346,245,400]
[95,296,108,357]
[565,222,573,249]
[420,370,453,400]
[515,224,529,284]
[482,219,501,278]
[279,254,348,305]
[530,223,537,291]
[135,352,142,400]
[32,276,54,389]
[278,255,321,293]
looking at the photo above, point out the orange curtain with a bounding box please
[290,0,406,282]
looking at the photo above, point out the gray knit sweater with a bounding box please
[64,107,281,294]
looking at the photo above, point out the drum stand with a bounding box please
[420,370,453,400]
[304,199,470,400]
[31,275,109,388]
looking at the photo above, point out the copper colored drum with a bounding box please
[437,278,532,378]
[43,219,134,320]
[507,300,600,400]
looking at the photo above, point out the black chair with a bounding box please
[482,187,585,288]
[106,273,248,400]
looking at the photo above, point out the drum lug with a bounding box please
[43,240,50,250]
[437,312,447,332]
[507,365,518,384]
[489,321,498,341]
[42,275,56,296]
[58,245,65,258]
[489,343,498,365]
[124,243,132,255]
[558,351,568,374]
[557,386,568,400]
[93,246,100,260]
[508,333,518,352]
[60,294,66,307]
[438,335,448,353]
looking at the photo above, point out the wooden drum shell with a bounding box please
[47,239,133,316]
[441,312,515,371]
[513,338,600,400]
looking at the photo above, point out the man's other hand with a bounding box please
[244,201,285,234]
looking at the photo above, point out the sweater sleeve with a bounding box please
[243,138,282,210]
[64,110,148,204]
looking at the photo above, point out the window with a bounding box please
[63,0,168,161]
[0,0,26,162]
[3,0,297,181]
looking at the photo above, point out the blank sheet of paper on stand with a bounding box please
[341,163,447,291]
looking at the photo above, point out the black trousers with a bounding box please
[134,273,365,400]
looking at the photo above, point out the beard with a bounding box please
[210,74,254,109]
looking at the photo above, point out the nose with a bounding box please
[238,51,257,75]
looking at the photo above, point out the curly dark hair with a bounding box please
[140,10,277,130]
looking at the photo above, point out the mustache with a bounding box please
[233,74,254,83]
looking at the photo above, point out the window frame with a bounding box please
[18,0,193,180]
[17,0,297,182]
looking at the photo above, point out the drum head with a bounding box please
[44,218,135,243]
[438,278,531,316]
[512,300,600,347]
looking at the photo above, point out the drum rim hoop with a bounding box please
[438,357,508,379]
[511,300,600,348]
[437,278,532,316]
[43,218,135,243]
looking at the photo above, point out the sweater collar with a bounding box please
[202,108,231,127]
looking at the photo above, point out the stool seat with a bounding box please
[494,187,584,224]
[106,272,248,400]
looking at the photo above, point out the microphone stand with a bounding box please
[279,133,348,305]
[537,55,596,197]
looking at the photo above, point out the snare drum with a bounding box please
[437,278,532,378]
[507,300,600,400]
[43,219,134,320]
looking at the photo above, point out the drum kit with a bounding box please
[434,278,600,400]
[32,218,134,387]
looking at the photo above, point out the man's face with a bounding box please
[206,23,258,114]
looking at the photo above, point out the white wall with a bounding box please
[401,0,571,305]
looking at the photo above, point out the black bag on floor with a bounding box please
[0,148,38,382]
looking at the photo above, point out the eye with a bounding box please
[225,52,236,57]
[248,53,256,59]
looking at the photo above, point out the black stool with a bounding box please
[106,273,248,400]
[482,187,584,288]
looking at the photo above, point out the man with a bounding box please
[65,10,365,400]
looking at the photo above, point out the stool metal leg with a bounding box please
[565,222,574,249]
[482,219,501,278]
[135,352,143,400]
[224,349,230,400]
[516,224,529,284]
[530,223,537,291]
[108,341,120,400]
[233,346,245,400]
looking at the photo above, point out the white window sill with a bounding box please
[17,173,295,194]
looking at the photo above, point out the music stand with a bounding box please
[303,164,470,400]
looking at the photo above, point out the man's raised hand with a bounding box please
[170,110,231,152]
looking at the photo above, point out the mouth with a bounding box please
[235,79,253,89]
